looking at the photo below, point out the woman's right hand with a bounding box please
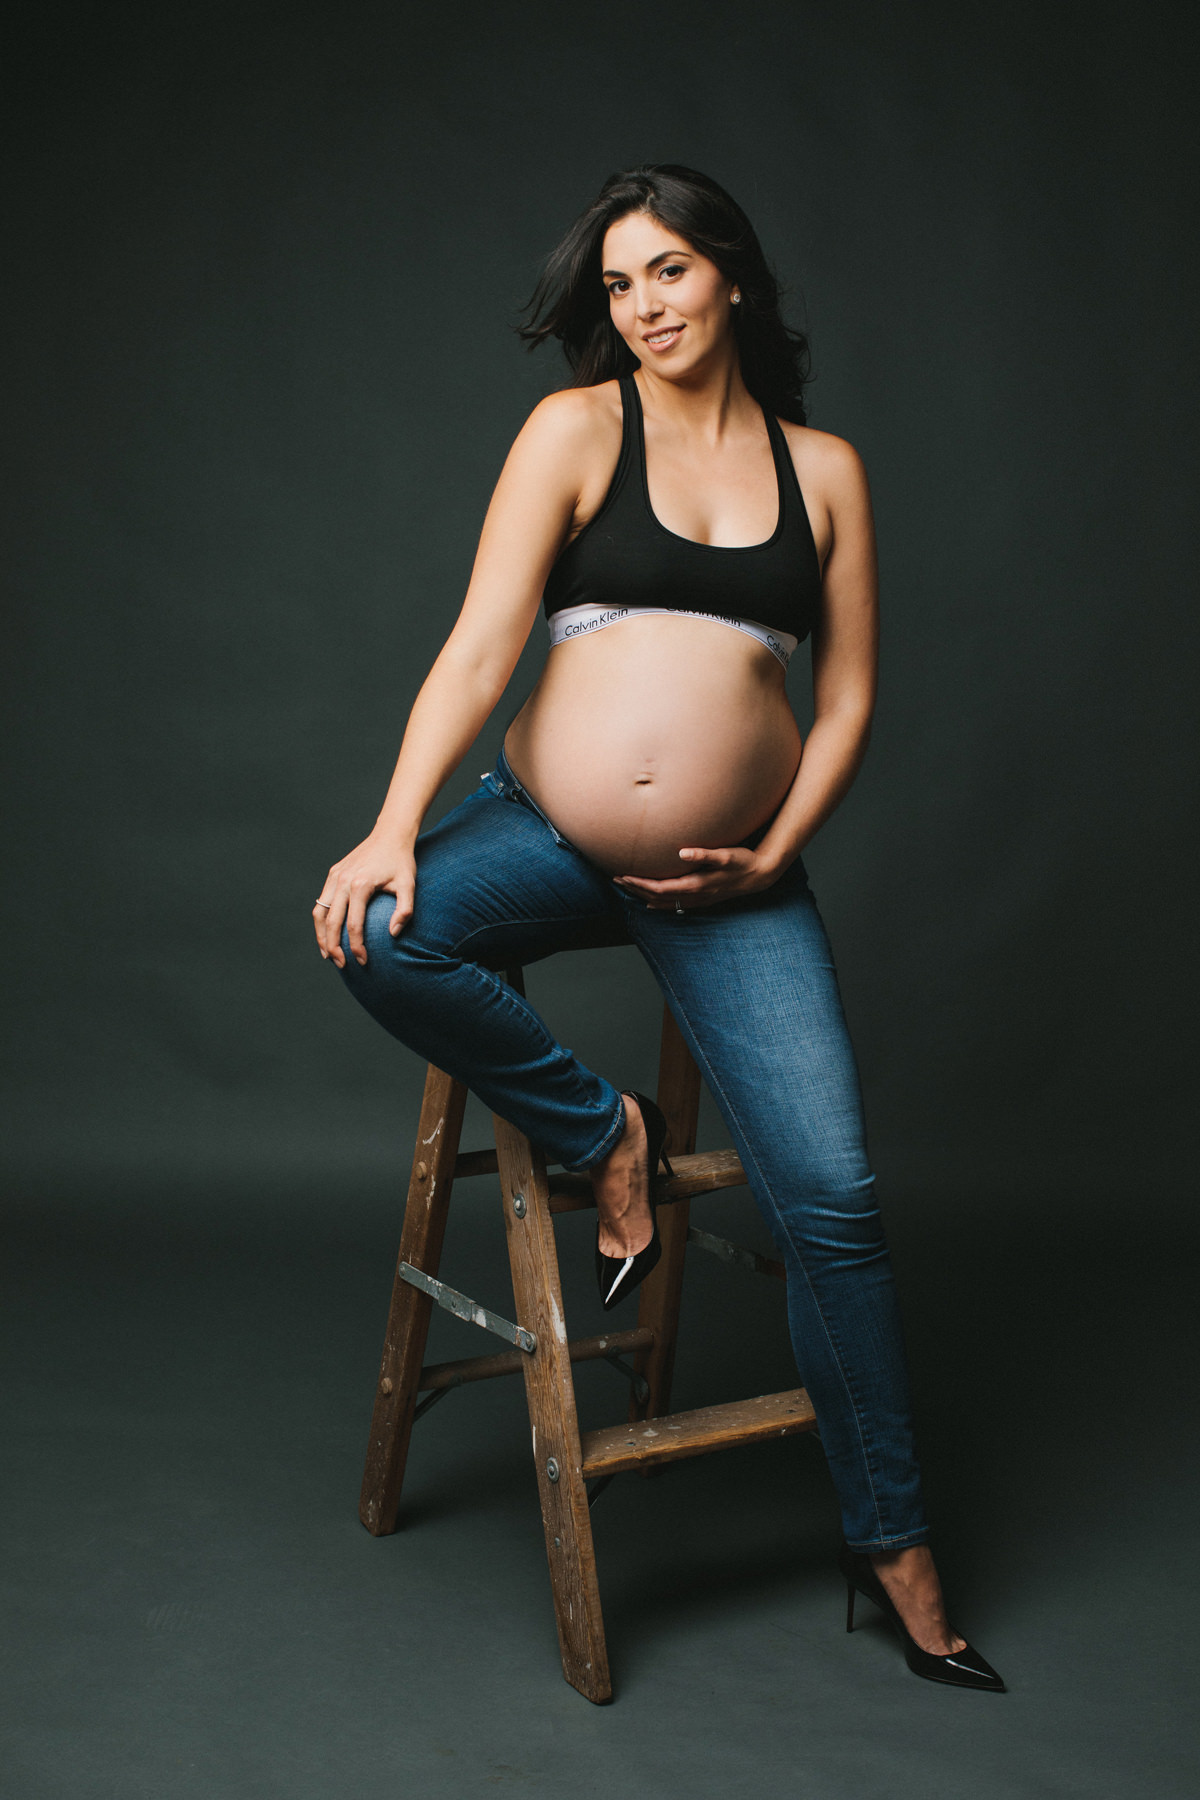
[310,390,595,972]
[313,834,417,970]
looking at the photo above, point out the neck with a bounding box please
[632,349,758,442]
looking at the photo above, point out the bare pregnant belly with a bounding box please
[502,616,803,878]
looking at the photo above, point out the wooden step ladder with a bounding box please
[358,967,817,1703]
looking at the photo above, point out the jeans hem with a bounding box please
[843,1527,930,1554]
[558,1091,627,1173]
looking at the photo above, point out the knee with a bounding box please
[337,895,442,1008]
[773,1170,889,1272]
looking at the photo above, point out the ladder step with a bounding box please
[548,1147,747,1214]
[451,1146,746,1207]
[580,1388,816,1477]
[419,1327,655,1393]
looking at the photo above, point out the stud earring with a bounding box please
[731,291,741,304]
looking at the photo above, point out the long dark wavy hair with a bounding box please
[517,163,812,425]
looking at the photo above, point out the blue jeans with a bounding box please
[338,745,929,1551]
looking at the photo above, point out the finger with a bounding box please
[345,878,373,966]
[389,886,414,937]
[313,875,340,958]
[621,855,716,884]
[618,850,739,891]
[679,846,743,867]
[649,878,731,910]
[614,875,674,896]
[618,875,702,899]
[312,896,334,956]
[322,884,351,968]
[637,869,753,909]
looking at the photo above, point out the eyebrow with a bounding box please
[601,249,694,279]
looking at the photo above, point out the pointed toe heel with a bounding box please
[838,1544,1006,1693]
[595,1090,674,1311]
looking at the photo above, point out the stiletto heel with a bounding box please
[837,1544,1006,1692]
[595,1090,674,1311]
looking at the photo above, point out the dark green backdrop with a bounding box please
[5,1,1195,1209]
[4,4,1199,1797]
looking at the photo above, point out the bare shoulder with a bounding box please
[777,420,870,504]
[518,379,622,455]
[510,381,624,531]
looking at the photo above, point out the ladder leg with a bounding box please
[359,1064,467,1536]
[494,1111,613,1705]
[632,1004,702,1426]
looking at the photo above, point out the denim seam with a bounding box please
[451,912,609,957]
[631,939,890,1547]
[844,1526,929,1553]
[564,1090,628,1171]
[440,938,625,1168]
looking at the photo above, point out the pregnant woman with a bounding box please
[313,163,1003,1693]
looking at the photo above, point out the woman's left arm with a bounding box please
[617,434,878,907]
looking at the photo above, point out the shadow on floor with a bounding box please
[2,1175,1197,1799]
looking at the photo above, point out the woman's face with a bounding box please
[601,211,736,377]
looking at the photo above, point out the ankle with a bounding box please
[592,1095,642,1178]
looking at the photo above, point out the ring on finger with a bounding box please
[313,899,331,909]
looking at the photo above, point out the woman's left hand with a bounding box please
[612,846,782,910]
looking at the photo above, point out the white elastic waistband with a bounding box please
[547,603,797,669]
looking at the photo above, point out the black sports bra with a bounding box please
[541,374,822,666]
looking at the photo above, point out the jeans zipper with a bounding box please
[482,765,568,847]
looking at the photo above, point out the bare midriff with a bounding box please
[502,614,802,878]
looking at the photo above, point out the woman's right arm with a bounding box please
[314,389,600,969]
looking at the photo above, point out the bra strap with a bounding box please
[621,373,645,483]
[764,406,804,520]
[611,373,638,498]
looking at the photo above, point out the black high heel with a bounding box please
[839,1544,1006,1692]
[595,1090,675,1311]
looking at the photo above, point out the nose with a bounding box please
[635,285,663,320]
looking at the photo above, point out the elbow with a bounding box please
[438,633,522,707]
[845,714,873,777]
[815,699,874,748]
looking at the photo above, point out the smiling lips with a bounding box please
[643,325,685,351]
